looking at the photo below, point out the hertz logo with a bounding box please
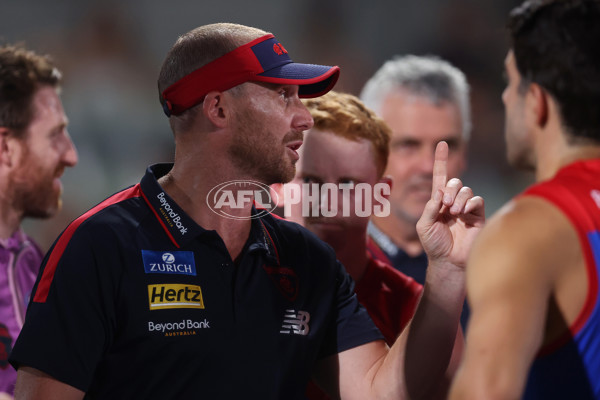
[148,284,205,310]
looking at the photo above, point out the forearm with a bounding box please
[371,261,465,399]
[14,367,85,400]
[406,260,465,397]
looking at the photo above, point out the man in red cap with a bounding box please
[10,23,483,399]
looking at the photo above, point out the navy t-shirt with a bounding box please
[10,164,382,399]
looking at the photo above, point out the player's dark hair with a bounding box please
[508,0,600,143]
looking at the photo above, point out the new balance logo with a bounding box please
[280,309,310,335]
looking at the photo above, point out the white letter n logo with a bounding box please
[280,309,310,336]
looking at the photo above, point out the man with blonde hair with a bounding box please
[280,91,464,399]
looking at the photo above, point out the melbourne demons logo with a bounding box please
[263,265,299,302]
[273,43,288,55]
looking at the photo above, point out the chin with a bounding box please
[39,198,62,219]
[508,153,536,172]
[393,207,422,225]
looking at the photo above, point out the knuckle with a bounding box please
[447,178,462,187]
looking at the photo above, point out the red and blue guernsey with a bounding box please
[521,159,600,399]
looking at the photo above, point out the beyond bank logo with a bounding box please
[206,180,278,220]
[157,192,188,235]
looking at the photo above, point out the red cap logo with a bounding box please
[273,43,288,56]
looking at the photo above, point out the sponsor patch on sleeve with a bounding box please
[142,250,196,276]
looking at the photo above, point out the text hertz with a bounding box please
[148,284,205,310]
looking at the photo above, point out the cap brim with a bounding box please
[256,62,340,98]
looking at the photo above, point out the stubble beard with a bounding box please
[228,109,298,185]
[10,144,62,219]
[505,121,536,172]
[12,173,61,219]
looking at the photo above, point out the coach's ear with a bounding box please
[203,91,229,129]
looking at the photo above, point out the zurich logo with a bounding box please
[162,253,176,264]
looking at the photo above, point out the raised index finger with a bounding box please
[432,141,449,196]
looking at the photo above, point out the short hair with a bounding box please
[508,0,600,143]
[157,23,267,111]
[360,55,471,141]
[0,44,62,138]
[302,91,391,178]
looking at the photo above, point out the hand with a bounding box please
[416,141,485,269]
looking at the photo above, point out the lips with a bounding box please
[405,180,433,197]
[52,168,65,189]
[286,141,302,151]
[286,140,303,161]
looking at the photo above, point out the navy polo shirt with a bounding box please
[10,164,382,399]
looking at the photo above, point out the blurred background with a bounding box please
[2,0,533,251]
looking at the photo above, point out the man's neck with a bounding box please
[158,168,253,261]
[533,104,600,181]
[0,224,20,241]
[537,143,600,182]
[0,196,22,239]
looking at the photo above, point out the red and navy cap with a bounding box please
[161,34,340,116]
